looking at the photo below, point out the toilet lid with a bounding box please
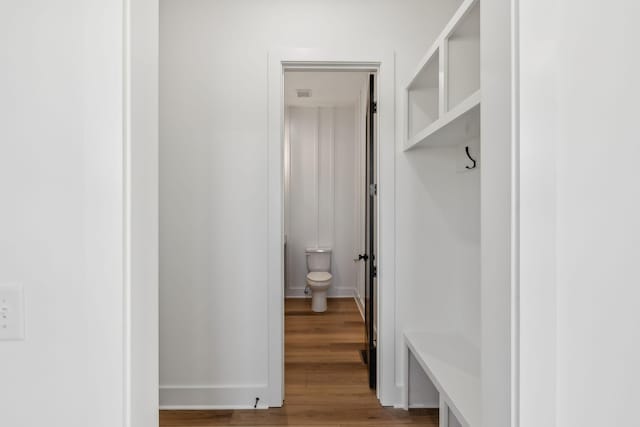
[306,272,332,282]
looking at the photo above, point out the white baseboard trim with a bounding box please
[285,287,356,298]
[159,385,269,409]
[160,404,267,410]
[407,403,439,409]
[393,400,438,409]
[393,404,439,409]
[354,291,365,320]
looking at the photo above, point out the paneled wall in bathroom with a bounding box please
[284,106,362,299]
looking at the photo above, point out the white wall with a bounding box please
[160,0,461,407]
[0,1,125,426]
[285,106,359,298]
[398,141,481,347]
[518,0,556,424]
[0,1,159,426]
[518,0,640,426]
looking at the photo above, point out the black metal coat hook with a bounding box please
[465,146,477,170]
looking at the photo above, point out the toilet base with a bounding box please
[311,289,328,312]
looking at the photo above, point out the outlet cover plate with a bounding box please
[0,283,25,341]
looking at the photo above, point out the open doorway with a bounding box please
[264,50,398,410]
[283,70,378,401]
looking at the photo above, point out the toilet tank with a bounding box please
[305,248,332,272]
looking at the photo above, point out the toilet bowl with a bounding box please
[305,248,332,313]
[306,271,332,312]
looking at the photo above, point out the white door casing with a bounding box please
[267,48,397,405]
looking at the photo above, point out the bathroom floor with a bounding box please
[160,298,437,426]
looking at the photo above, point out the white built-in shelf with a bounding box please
[405,0,480,151]
[405,331,481,427]
[406,90,480,149]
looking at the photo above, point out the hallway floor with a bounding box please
[160,298,437,426]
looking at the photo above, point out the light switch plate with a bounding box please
[0,283,24,341]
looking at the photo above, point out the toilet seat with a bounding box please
[306,271,332,283]
[305,270,332,312]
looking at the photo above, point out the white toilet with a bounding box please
[305,248,332,312]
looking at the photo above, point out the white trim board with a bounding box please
[354,292,365,320]
[268,48,397,407]
[285,288,357,298]
[125,0,159,426]
[159,385,269,410]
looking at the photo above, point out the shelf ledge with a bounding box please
[405,90,480,151]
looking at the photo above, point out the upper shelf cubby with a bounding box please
[407,47,440,140]
[404,0,481,151]
[447,1,480,110]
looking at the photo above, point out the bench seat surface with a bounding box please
[405,331,481,427]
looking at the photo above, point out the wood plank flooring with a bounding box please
[160,298,437,426]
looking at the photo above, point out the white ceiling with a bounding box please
[284,71,369,107]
